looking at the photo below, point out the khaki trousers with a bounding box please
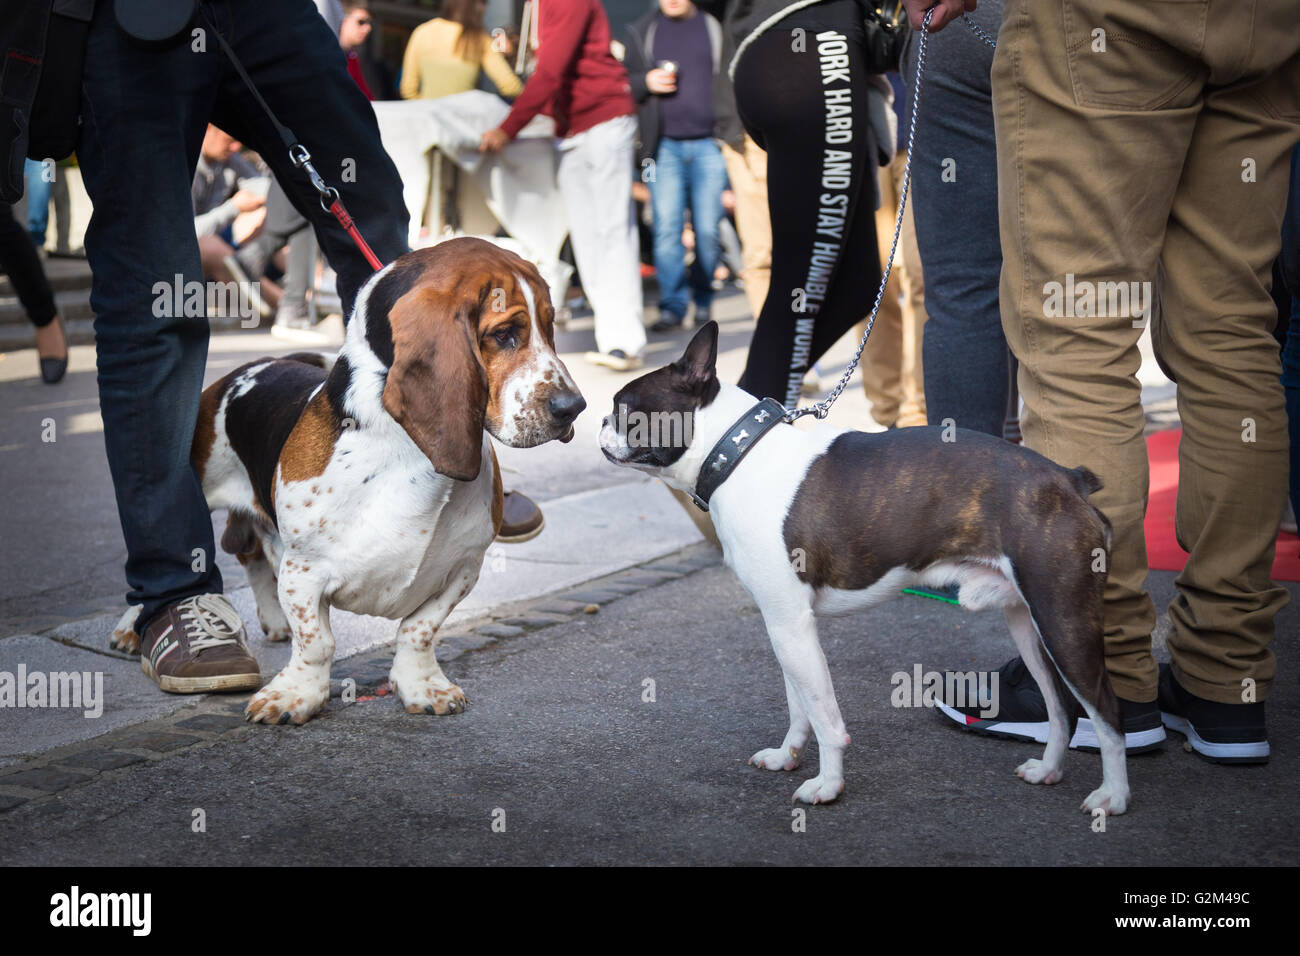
[720,135,772,320]
[994,0,1300,703]
[860,149,928,428]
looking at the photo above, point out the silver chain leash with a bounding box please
[782,7,996,423]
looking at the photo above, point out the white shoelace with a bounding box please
[179,594,245,652]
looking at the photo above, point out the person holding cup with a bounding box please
[624,0,731,333]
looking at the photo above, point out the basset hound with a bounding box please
[115,238,584,724]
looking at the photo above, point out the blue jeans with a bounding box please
[650,137,726,319]
[23,158,51,246]
[901,0,1008,438]
[77,0,409,631]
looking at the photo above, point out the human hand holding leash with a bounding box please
[902,0,975,31]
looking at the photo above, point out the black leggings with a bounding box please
[0,203,57,328]
[734,0,881,408]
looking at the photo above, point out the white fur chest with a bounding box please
[273,420,496,621]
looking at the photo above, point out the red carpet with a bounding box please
[1145,428,1300,582]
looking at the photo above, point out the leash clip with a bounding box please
[288,143,341,212]
[781,402,828,424]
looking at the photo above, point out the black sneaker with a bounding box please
[934,656,1166,753]
[1158,663,1269,764]
[650,310,686,333]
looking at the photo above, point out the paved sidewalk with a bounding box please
[1,546,1295,866]
[8,273,1261,866]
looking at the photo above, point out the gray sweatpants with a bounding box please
[900,1,1012,439]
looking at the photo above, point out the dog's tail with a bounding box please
[1068,467,1113,557]
[1068,466,1103,497]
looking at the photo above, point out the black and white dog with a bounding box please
[599,323,1129,814]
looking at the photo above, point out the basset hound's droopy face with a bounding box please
[371,239,585,481]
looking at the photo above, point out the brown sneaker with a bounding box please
[495,490,545,543]
[139,594,263,694]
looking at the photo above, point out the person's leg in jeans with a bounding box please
[994,0,1299,712]
[561,115,647,360]
[77,1,225,629]
[686,138,726,320]
[78,0,410,639]
[650,138,690,324]
[901,0,1006,438]
[23,158,52,248]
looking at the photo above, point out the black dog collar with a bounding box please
[691,397,787,512]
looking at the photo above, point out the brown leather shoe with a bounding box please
[139,594,262,694]
[496,490,545,543]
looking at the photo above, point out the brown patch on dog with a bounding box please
[280,390,341,485]
[191,381,222,483]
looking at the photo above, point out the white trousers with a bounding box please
[557,114,646,356]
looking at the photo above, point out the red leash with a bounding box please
[288,144,385,273]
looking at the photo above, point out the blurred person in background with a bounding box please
[0,201,67,383]
[858,72,927,431]
[479,0,646,372]
[192,125,281,316]
[402,0,524,99]
[340,0,396,100]
[624,0,730,334]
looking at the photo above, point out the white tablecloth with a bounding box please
[372,93,572,300]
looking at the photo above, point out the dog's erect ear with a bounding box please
[678,320,719,391]
[381,285,488,481]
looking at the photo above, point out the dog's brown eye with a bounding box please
[493,328,515,347]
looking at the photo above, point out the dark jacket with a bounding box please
[623,7,740,165]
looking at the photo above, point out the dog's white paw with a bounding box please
[1081,784,1129,816]
[110,605,143,654]
[1015,758,1063,785]
[258,607,292,643]
[750,745,802,771]
[792,774,844,805]
[245,669,328,725]
[392,672,467,716]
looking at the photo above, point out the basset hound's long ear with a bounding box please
[381,285,488,481]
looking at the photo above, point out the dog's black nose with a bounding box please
[549,391,586,423]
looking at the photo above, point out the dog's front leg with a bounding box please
[749,674,811,771]
[245,561,333,725]
[389,564,480,716]
[758,605,850,804]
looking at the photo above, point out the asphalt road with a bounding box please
[2,559,1295,866]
